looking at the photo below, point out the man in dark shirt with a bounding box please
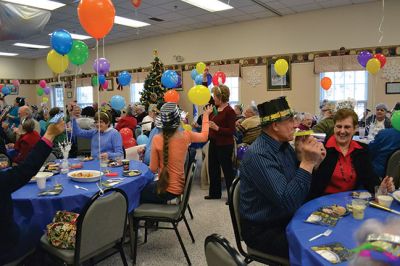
[239,96,325,258]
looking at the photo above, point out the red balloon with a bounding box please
[131,0,142,8]
[101,80,108,90]
[212,71,226,86]
[374,53,386,68]
[0,84,3,90]
[123,138,137,149]
[320,77,332,91]
[164,89,180,103]
[120,127,133,141]
[78,0,115,40]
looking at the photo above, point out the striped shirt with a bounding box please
[239,132,312,223]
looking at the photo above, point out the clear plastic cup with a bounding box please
[352,199,367,220]
[36,175,47,191]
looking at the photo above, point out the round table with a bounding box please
[12,159,153,246]
[286,191,400,266]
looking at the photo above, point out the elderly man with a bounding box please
[3,106,40,143]
[365,103,392,139]
[236,105,261,145]
[239,96,325,258]
[134,104,147,124]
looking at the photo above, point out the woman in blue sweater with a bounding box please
[72,110,123,160]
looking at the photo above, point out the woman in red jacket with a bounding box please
[11,119,41,164]
[115,105,138,132]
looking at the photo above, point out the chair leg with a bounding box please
[144,223,148,243]
[118,243,128,266]
[187,204,194,219]
[128,215,135,260]
[183,214,195,243]
[131,218,139,265]
[172,222,191,265]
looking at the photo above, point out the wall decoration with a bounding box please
[385,82,400,94]
[243,68,262,88]
[67,91,73,98]
[9,84,18,95]
[268,58,291,91]
[106,78,114,91]
[382,60,400,82]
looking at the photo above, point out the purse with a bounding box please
[46,210,79,249]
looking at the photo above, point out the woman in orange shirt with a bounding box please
[140,103,212,204]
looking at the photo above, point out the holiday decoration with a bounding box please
[140,50,167,109]
[243,68,262,88]
[382,60,400,82]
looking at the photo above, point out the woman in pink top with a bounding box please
[140,102,212,204]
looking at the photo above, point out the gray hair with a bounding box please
[248,105,259,115]
[22,118,35,133]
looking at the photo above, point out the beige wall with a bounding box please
[1,0,399,115]
[0,58,35,79]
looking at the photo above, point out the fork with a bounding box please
[308,229,332,241]
[74,185,88,191]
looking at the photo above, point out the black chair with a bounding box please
[386,149,400,188]
[129,163,197,265]
[204,234,247,266]
[184,150,194,219]
[76,136,91,156]
[40,188,129,266]
[228,178,290,266]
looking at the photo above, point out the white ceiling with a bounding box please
[0,0,378,59]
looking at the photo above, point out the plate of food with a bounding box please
[43,162,60,174]
[319,204,349,217]
[122,170,141,177]
[351,191,372,200]
[30,172,53,183]
[79,156,94,162]
[108,160,122,167]
[68,170,103,182]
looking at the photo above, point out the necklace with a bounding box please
[338,155,355,182]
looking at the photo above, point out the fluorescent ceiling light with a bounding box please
[14,43,49,49]
[0,52,18,56]
[114,16,150,28]
[181,0,233,12]
[47,33,92,40]
[0,0,65,11]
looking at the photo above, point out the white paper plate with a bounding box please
[68,170,103,183]
[30,172,53,183]
[392,191,400,203]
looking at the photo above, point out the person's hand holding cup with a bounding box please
[298,136,323,173]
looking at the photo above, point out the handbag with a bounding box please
[46,210,79,249]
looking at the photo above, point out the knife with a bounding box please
[369,201,400,215]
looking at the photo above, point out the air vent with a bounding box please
[149,17,164,22]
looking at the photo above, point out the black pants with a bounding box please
[208,140,234,198]
[140,181,178,204]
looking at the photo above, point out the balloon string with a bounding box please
[96,39,102,179]
[378,0,385,43]
[102,38,105,58]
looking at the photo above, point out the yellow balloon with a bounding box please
[274,59,289,76]
[42,96,49,103]
[183,124,192,131]
[47,49,69,74]
[366,58,381,75]
[188,85,211,105]
[196,62,206,74]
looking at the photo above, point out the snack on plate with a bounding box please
[320,205,348,217]
[351,191,372,200]
[83,156,93,161]
[46,163,60,171]
[108,161,121,167]
[70,171,95,178]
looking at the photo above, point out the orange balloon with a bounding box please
[78,0,115,40]
[321,77,332,91]
[164,89,180,103]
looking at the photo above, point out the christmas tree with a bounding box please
[140,50,166,110]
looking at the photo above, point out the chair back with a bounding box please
[205,234,247,266]
[74,188,128,263]
[228,178,246,256]
[76,137,91,156]
[177,162,196,219]
[386,149,400,188]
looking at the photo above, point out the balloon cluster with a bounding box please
[161,70,181,88]
[47,29,89,73]
[357,51,386,75]
[93,58,110,90]
[120,128,137,149]
[37,80,51,97]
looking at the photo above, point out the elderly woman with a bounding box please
[298,112,313,131]
[205,85,236,201]
[365,103,392,139]
[72,109,123,160]
[115,105,137,132]
[309,108,394,199]
[141,104,157,134]
[9,119,41,164]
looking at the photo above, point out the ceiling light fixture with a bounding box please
[0,52,18,56]
[47,33,92,40]
[14,43,49,49]
[181,0,233,12]
[114,16,150,28]
[0,0,65,11]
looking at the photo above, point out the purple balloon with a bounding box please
[44,87,51,95]
[357,51,373,68]
[93,58,110,75]
[207,73,212,86]
[237,145,249,160]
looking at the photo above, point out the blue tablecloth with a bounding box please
[286,192,400,266]
[12,159,153,246]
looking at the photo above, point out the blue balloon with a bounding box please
[50,29,73,55]
[194,74,203,85]
[118,71,131,86]
[161,70,179,88]
[110,95,125,111]
[191,69,198,80]
[98,74,106,85]
[137,134,149,145]
[207,73,212,86]
[1,86,10,96]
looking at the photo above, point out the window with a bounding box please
[51,84,64,109]
[130,82,144,103]
[207,77,240,106]
[76,86,93,108]
[320,71,368,118]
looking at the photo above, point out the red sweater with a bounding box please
[209,105,236,146]
[13,131,41,164]
[116,116,137,131]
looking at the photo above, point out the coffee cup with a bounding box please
[36,174,47,191]
[122,159,130,171]
[377,195,393,208]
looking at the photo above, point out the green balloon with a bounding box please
[392,110,400,131]
[68,40,89,66]
[91,75,98,86]
[37,87,44,96]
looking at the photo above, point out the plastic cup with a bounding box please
[36,175,47,191]
[358,127,365,138]
[122,159,130,171]
[115,156,122,165]
[377,195,393,208]
[100,157,108,168]
[352,199,367,220]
